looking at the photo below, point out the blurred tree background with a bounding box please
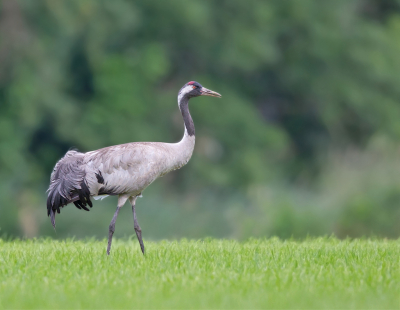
[1,0,400,240]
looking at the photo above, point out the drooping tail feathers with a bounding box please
[47,150,93,228]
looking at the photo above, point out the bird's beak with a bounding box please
[200,87,222,98]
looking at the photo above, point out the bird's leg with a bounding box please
[107,205,122,255]
[133,205,145,255]
[129,196,145,255]
[107,196,129,255]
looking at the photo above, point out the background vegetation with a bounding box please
[1,0,400,240]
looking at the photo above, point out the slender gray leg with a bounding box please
[107,205,122,255]
[130,196,145,255]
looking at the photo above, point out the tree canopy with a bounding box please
[1,0,400,239]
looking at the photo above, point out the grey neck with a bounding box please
[179,97,195,136]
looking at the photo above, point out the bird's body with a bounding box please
[48,136,195,210]
[46,81,221,254]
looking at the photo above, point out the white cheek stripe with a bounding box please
[178,85,194,105]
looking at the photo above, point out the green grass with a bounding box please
[0,238,399,309]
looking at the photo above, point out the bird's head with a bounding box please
[178,81,221,101]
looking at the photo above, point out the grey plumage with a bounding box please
[46,81,221,254]
[47,150,91,227]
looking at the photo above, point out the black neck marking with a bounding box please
[179,97,195,136]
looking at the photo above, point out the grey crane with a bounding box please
[46,81,221,255]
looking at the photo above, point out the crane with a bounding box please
[46,81,221,255]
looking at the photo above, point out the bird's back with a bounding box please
[84,142,176,198]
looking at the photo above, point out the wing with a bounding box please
[84,142,172,196]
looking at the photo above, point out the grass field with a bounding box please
[0,238,399,309]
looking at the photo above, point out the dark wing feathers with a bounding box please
[46,150,93,228]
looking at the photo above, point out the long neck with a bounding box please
[179,96,195,137]
[162,95,195,172]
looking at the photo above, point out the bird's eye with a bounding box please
[192,86,196,89]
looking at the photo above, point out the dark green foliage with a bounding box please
[0,0,400,239]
